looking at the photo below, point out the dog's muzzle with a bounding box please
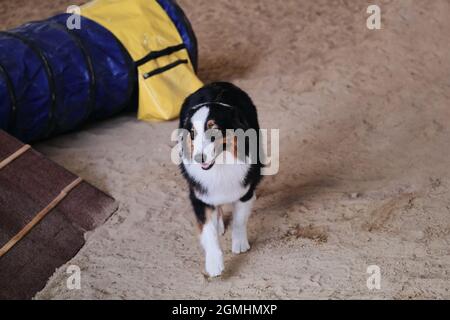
[194,153,215,170]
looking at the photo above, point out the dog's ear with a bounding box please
[182,114,191,129]
[181,108,196,129]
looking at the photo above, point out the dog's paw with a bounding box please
[232,235,250,254]
[205,250,224,277]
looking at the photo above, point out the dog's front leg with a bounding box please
[232,194,255,254]
[190,192,223,276]
[200,207,224,277]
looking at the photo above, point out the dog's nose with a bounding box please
[194,153,206,164]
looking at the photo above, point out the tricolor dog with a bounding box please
[179,82,262,277]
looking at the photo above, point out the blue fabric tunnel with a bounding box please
[0,0,197,143]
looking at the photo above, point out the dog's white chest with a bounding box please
[185,160,250,206]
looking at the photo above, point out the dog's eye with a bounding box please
[206,128,220,142]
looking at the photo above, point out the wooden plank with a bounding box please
[0,130,118,299]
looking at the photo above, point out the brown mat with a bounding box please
[0,130,118,299]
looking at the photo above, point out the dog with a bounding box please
[178,82,262,277]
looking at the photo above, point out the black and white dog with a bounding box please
[179,82,262,277]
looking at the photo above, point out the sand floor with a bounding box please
[2,0,450,299]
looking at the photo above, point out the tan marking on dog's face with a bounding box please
[218,131,235,157]
[216,135,227,153]
[207,120,216,129]
[231,135,238,158]
[185,132,194,159]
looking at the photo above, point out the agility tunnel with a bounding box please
[0,0,203,143]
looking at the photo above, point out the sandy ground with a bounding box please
[1,0,450,299]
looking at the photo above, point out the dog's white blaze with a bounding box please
[201,210,224,277]
[190,107,215,164]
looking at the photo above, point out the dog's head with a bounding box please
[180,103,249,170]
[179,82,259,171]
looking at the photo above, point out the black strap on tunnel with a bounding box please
[0,31,57,140]
[135,43,186,67]
[142,59,188,79]
[50,22,96,123]
[135,43,190,80]
[0,62,17,132]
